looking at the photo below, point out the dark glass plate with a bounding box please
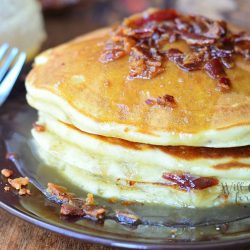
[0,95,250,249]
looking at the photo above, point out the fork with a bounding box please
[0,43,26,106]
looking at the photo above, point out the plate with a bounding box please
[1,82,250,249]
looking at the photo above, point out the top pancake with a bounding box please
[25,16,250,147]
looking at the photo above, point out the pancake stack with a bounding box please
[25,9,250,207]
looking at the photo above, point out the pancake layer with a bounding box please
[25,27,250,147]
[31,113,250,207]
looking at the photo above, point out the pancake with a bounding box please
[34,113,250,181]
[26,9,250,208]
[25,9,250,147]
[31,113,250,207]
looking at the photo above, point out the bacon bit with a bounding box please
[100,8,250,90]
[8,177,29,190]
[47,183,74,203]
[33,123,45,132]
[4,186,10,191]
[47,183,106,220]
[167,48,204,72]
[204,58,225,79]
[60,203,85,217]
[221,57,234,69]
[129,46,164,79]
[99,49,126,63]
[157,94,176,108]
[216,77,231,92]
[234,40,250,60]
[99,36,135,63]
[125,9,178,27]
[86,193,95,205]
[234,36,250,43]
[82,205,106,220]
[5,152,17,161]
[18,188,31,196]
[162,172,219,191]
[146,94,177,109]
[204,20,227,39]
[115,210,141,225]
[60,202,106,220]
[178,30,215,45]
[1,169,13,178]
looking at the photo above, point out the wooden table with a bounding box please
[0,209,118,250]
[1,208,250,250]
[1,1,250,249]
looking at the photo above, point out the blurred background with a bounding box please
[0,0,250,61]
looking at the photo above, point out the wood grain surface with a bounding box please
[0,209,119,250]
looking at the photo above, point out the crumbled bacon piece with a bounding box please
[18,188,31,196]
[99,36,135,63]
[234,40,250,60]
[145,94,177,109]
[100,8,250,91]
[216,77,231,92]
[204,58,225,79]
[47,183,106,220]
[157,94,176,108]
[60,203,85,217]
[60,203,105,220]
[115,210,141,225]
[125,9,178,27]
[203,20,227,39]
[177,30,215,45]
[167,48,204,71]
[82,205,106,220]
[1,169,13,178]
[8,177,29,190]
[47,183,74,203]
[129,46,164,79]
[162,172,219,191]
[99,49,126,63]
[33,123,46,132]
[221,57,234,69]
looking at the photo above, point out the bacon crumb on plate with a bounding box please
[18,188,31,196]
[47,182,75,202]
[60,203,85,217]
[8,177,29,190]
[48,183,106,220]
[1,168,13,178]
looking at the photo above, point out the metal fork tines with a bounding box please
[0,43,26,106]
